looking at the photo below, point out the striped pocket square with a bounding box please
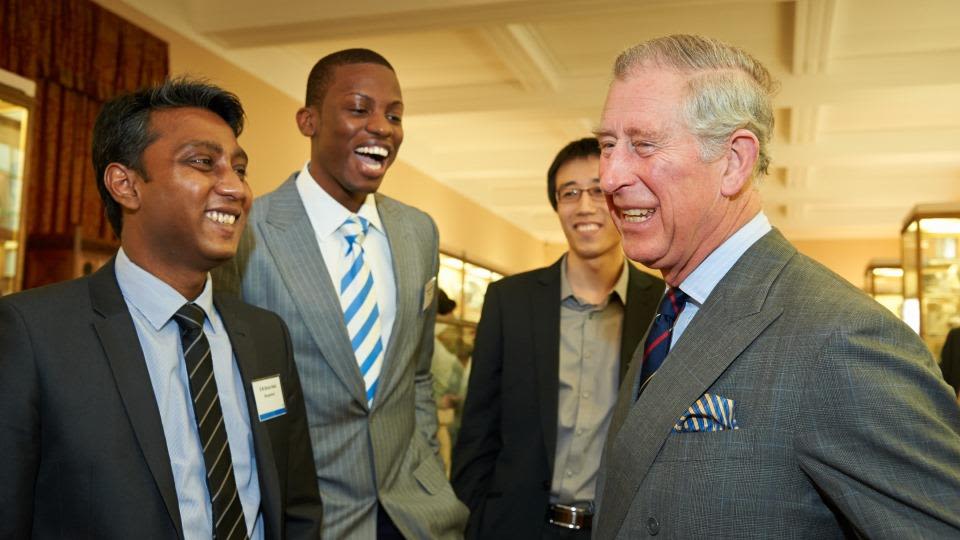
[672,393,739,432]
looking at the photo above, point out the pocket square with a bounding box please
[672,393,739,433]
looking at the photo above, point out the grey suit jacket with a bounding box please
[217,174,469,539]
[595,229,960,539]
[0,259,323,539]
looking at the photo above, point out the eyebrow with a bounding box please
[177,140,223,154]
[557,177,600,190]
[347,92,404,108]
[591,126,664,141]
[178,140,248,162]
[591,126,611,138]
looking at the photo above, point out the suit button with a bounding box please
[647,517,660,536]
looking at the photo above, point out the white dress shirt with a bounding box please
[295,162,397,352]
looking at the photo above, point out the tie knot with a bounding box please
[658,287,688,321]
[173,302,205,331]
[340,215,370,247]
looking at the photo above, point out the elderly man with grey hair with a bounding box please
[593,34,960,539]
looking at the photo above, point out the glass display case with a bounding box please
[437,252,503,323]
[433,252,503,474]
[901,203,960,356]
[863,258,904,321]
[0,78,33,296]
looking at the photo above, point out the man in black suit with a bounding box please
[0,79,322,539]
[452,138,663,539]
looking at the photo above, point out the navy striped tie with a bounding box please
[173,303,248,540]
[338,215,384,407]
[638,288,688,396]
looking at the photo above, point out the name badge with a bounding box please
[422,277,437,312]
[252,375,286,422]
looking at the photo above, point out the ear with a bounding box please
[720,128,759,197]
[103,163,142,212]
[296,106,317,137]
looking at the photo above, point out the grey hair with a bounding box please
[613,34,778,179]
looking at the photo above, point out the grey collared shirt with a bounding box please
[550,256,628,506]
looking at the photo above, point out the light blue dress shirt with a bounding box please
[671,212,772,348]
[115,249,263,540]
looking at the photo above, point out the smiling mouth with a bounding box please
[622,208,656,223]
[205,210,238,225]
[354,145,390,171]
[574,223,601,232]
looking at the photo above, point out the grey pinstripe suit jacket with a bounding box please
[594,229,960,539]
[217,174,469,539]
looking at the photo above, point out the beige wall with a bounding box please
[379,161,559,273]
[93,0,556,275]
[791,237,901,288]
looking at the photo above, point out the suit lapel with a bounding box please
[598,230,794,538]
[90,260,185,540]
[532,259,563,473]
[260,177,368,407]
[216,295,283,539]
[373,195,419,407]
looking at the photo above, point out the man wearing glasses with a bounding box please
[452,138,663,539]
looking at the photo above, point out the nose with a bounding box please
[600,144,633,196]
[575,189,600,214]
[217,168,250,205]
[366,113,392,137]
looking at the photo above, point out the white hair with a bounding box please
[614,34,778,178]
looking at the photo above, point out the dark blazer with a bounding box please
[0,260,323,540]
[451,256,663,539]
[595,229,960,539]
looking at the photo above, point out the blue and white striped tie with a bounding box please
[338,215,384,407]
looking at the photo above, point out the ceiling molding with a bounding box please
[477,24,562,93]
[792,0,837,75]
[789,105,821,144]
[194,0,773,47]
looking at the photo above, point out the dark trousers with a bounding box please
[377,503,405,540]
[540,523,592,540]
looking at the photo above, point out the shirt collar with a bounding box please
[114,247,217,333]
[560,254,630,306]
[679,211,772,307]
[295,161,384,238]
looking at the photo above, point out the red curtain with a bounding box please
[0,0,169,243]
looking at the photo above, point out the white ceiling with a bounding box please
[123,0,960,243]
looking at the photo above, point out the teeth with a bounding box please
[355,146,389,158]
[622,208,655,223]
[205,211,237,225]
[575,223,600,232]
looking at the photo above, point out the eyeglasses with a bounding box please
[556,186,605,205]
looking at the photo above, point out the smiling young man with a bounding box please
[590,35,960,539]
[451,138,662,539]
[218,49,468,539]
[0,79,323,539]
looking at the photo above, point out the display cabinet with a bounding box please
[0,76,34,296]
[863,258,904,320]
[437,252,503,323]
[901,203,960,356]
[434,251,503,473]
